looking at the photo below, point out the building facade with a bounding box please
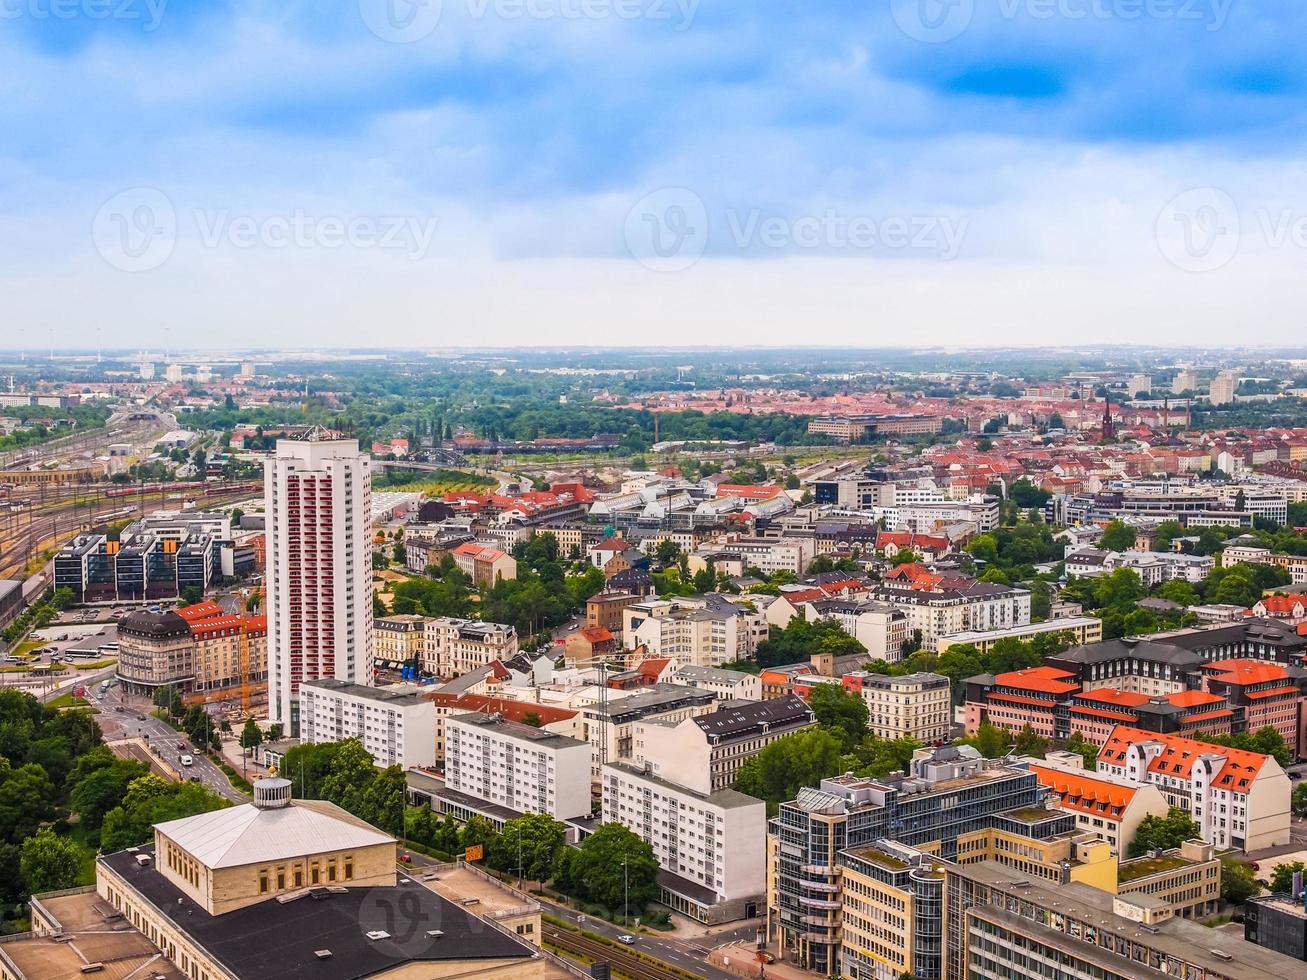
[299,677,436,769]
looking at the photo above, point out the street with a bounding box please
[92,682,250,804]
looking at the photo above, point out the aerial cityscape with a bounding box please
[2,346,1307,979]
[8,3,1307,980]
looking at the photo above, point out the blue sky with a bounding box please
[5,0,1307,349]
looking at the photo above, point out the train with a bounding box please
[103,481,207,497]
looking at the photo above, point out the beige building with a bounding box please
[846,671,952,744]
[1115,839,1221,920]
[116,609,196,697]
[374,614,428,666]
[188,614,268,699]
[450,541,517,587]
[89,778,545,979]
[422,617,518,677]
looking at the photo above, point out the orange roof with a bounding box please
[1255,594,1303,615]
[176,601,225,623]
[576,626,614,644]
[1029,764,1135,819]
[1098,725,1270,789]
[1181,709,1233,724]
[1166,690,1223,708]
[1077,688,1149,708]
[635,657,672,682]
[427,692,576,726]
[1246,685,1301,700]
[993,665,1078,695]
[1205,659,1289,685]
[1069,706,1139,723]
[715,484,782,500]
[452,542,507,561]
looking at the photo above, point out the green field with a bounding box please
[374,468,497,495]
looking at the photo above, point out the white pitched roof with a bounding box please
[154,799,393,870]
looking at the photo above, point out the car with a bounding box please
[114,706,125,713]
[616,935,636,946]
[180,754,194,767]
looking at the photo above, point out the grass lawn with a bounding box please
[47,692,90,709]
[10,639,42,658]
[74,659,118,670]
[375,469,496,495]
[1118,854,1188,883]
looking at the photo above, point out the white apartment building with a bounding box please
[579,684,718,780]
[632,694,814,794]
[264,438,373,728]
[602,761,767,924]
[622,598,763,667]
[422,617,518,677]
[716,537,814,575]
[869,580,1031,652]
[845,671,952,744]
[802,598,909,661]
[1209,371,1238,405]
[1098,725,1290,852]
[671,664,763,703]
[445,711,592,820]
[299,677,436,769]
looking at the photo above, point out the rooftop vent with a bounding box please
[79,965,105,974]
[313,950,333,960]
[253,777,293,809]
[426,930,445,939]
[134,854,152,867]
[366,931,391,941]
[1210,950,1233,962]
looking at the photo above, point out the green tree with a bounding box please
[0,762,57,845]
[491,813,567,883]
[807,683,869,749]
[958,722,1010,759]
[239,719,264,755]
[1220,856,1261,905]
[1270,861,1307,895]
[734,727,844,809]
[1100,520,1137,552]
[70,756,150,832]
[755,617,865,669]
[461,815,499,860]
[20,827,84,894]
[653,539,682,568]
[1157,579,1199,606]
[1292,782,1307,816]
[1064,732,1098,771]
[522,711,543,728]
[1013,724,1049,758]
[567,823,659,921]
[1128,808,1199,858]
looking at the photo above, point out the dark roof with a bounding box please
[691,694,814,743]
[1049,638,1204,668]
[119,609,191,639]
[101,847,533,979]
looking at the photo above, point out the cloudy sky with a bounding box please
[4,0,1306,350]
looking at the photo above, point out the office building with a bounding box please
[1114,839,1222,920]
[768,746,1040,973]
[1245,892,1307,961]
[602,761,766,924]
[300,677,436,769]
[944,860,1292,980]
[264,437,374,729]
[446,711,592,820]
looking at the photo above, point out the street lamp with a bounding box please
[622,856,629,927]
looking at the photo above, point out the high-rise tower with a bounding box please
[264,436,373,729]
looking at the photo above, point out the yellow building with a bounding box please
[955,808,1118,895]
[89,778,547,980]
[840,842,945,980]
[1115,839,1222,919]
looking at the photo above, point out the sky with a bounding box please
[4,0,1307,350]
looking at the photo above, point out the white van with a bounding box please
[180,754,194,767]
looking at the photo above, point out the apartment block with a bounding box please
[579,684,717,780]
[671,664,763,702]
[422,617,518,676]
[622,597,764,667]
[843,671,952,743]
[602,761,766,924]
[446,711,592,820]
[1098,725,1291,851]
[373,614,428,667]
[632,694,814,794]
[802,598,910,661]
[264,438,373,728]
[869,577,1031,652]
[299,677,436,769]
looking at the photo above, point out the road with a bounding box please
[92,682,250,804]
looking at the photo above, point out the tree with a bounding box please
[1157,579,1199,606]
[393,540,407,566]
[461,815,499,860]
[1013,724,1049,758]
[958,722,1010,759]
[1065,732,1098,771]
[69,755,149,832]
[180,585,203,607]
[1270,861,1307,895]
[807,683,869,749]
[491,813,567,883]
[755,617,865,669]
[20,827,84,894]
[734,727,844,808]
[1100,520,1137,553]
[567,823,659,920]
[653,539,682,569]
[1292,782,1307,817]
[1128,808,1200,857]
[1220,856,1261,905]
[240,719,264,755]
[522,711,543,728]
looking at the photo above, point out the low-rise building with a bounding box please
[802,598,909,661]
[299,678,437,769]
[671,664,763,702]
[451,541,517,586]
[1028,757,1170,855]
[1115,839,1222,920]
[1246,892,1307,961]
[446,711,592,820]
[422,617,518,677]
[936,615,1103,655]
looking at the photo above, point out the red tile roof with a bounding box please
[1098,725,1270,789]
[1204,659,1290,685]
[993,665,1079,695]
[1029,764,1136,819]
[427,692,576,726]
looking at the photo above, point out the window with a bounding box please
[259,874,268,894]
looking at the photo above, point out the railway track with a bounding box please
[542,924,700,980]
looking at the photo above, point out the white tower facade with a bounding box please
[264,437,373,728]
